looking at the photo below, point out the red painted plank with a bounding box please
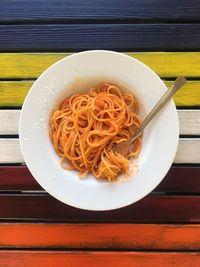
[0,251,200,267]
[0,223,200,250]
[0,166,199,192]
[0,166,40,190]
[0,195,199,222]
[156,167,200,192]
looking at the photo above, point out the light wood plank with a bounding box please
[0,80,199,107]
[0,52,200,79]
[178,110,200,135]
[0,110,20,135]
[0,139,24,163]
[175,139,200,164]
[0,138,199,164]
[0,110,199,135]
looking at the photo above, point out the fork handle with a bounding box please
[129,76,187,144]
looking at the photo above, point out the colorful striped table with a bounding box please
[0,1,200,266]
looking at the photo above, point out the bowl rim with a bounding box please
[19,50,179,211]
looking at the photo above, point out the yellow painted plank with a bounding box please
[128,52,200,78]
[0,80,199,107]
[165,81,200,106]
[0,53,70,79]
[0,81,32,106]
[0,52,200,79]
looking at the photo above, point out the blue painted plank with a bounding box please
[0,24,199,51]
[0,0,200,22]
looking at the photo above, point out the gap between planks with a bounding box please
[0,110,200,135]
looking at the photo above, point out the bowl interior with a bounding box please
[19,51,179,210]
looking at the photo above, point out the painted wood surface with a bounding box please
[178,110,200,134]
[175,139,200,163]
[0,251,200,267]
[0,0,199,261]
[0,223,200,249]
[0,166,41,190]
[0,53,200,78]
[1,166,200,193]
[0,110,20,135]
[0,24,200,51]
[1,110,199,135]
[1,0,200,22]
[0,80,199,107]
[156,167,200,193]
[0,138,199,164]
[0,194,199,222]
[0,81,31,107]
[0,139,24,163]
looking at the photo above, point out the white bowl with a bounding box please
[19,50,179,211]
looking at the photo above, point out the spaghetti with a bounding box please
[50,83,142,181]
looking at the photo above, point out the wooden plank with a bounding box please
[0,139,23,163]
[0,81,200,108]
[0,166,41,190]
[179,110,200,135]
[0,223,200,249]
[0,138,199,164]
[1,166,200,193]
[0,81,199,107]
[0,251,199,267]
[175,139,200,164]
[166,81,200,106]
[1,0,200,22]
[0,24,200,52]
[0,53,200,79]
[0,110,20,135]
[0,81,31,107]
[0,195,199,222]
[156,167,200,193]
[1,109,200,135]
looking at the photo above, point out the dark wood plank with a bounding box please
[0,166,41,190]
[156,167,200,193]
[0,223,200,250]
[1,0,200,22]
[1,166,200,193]
[0,251,200,267]
[0,24,200,51]
[0,195,199,222]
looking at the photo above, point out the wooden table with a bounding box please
[0,1,200,266]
